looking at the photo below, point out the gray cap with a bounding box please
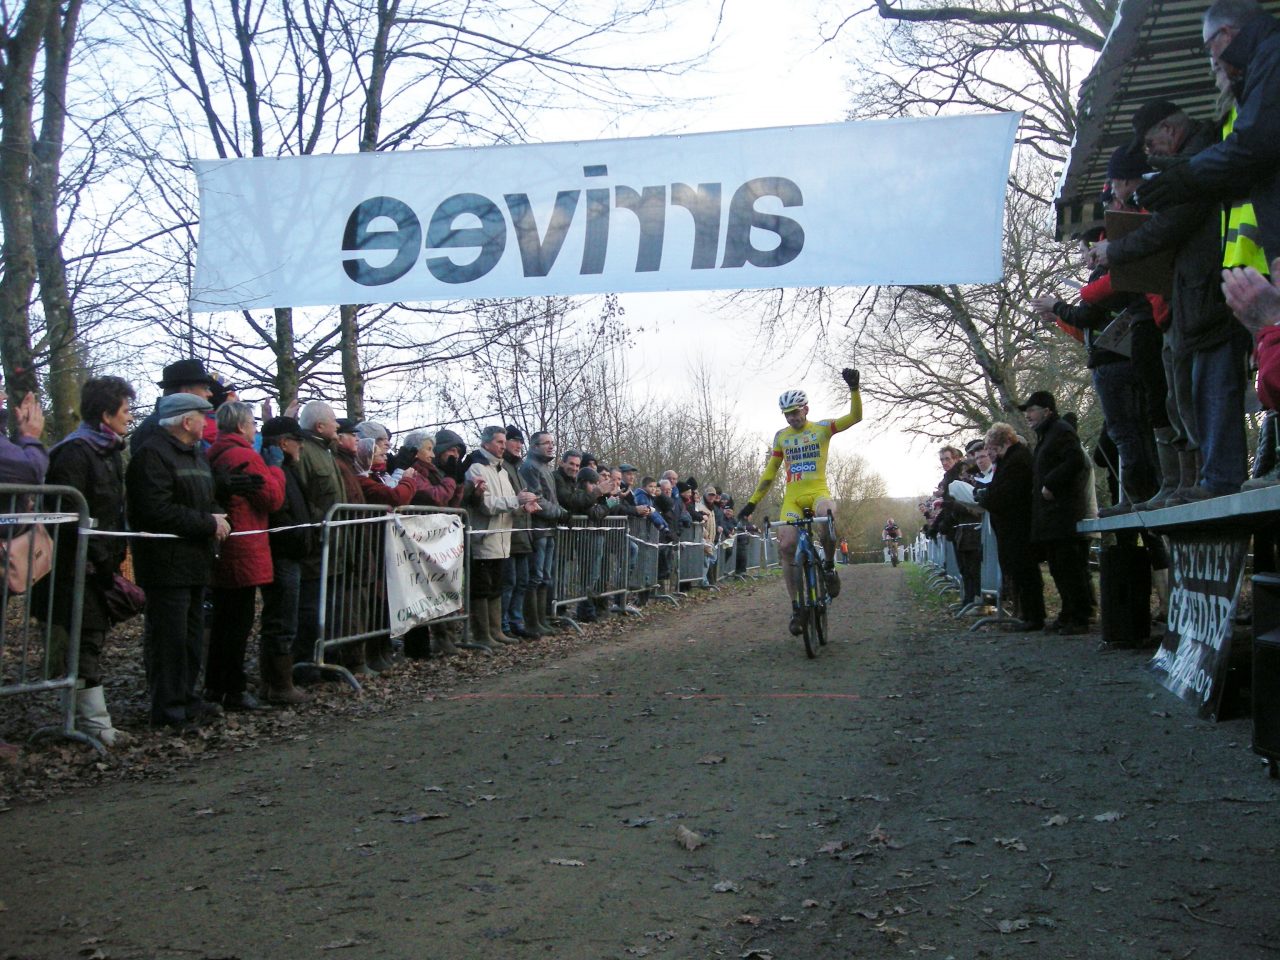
[156,393,213,418]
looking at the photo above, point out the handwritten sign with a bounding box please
[384,512,465,638]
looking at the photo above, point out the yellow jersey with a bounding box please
[747,391,862,508]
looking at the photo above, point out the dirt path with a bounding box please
[2,565,1277,959]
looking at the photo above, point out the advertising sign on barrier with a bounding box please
[385,513,465,637]
[1149,535,1249,720]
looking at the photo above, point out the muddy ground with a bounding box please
[1,563,1278,960]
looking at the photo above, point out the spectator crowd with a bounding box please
[0,358,759,755]
[916,0,1280,636]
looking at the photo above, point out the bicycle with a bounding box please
[884,536,901,567]
[772,509,834,658]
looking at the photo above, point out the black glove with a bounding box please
[389,446,418,472]
[1135,163,1197,211]
[215,463,264,503]
[737,501,755,521]
[841,367,860,391]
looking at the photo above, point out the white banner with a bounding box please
[191,113,1019,311]
[384,513,465,638]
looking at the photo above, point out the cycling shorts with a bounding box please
[779,482,833,522]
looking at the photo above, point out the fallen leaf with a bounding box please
[674,825,706,851]
[1043,815,1070,827]
[697,754,726,765]
[193,808,214,817]
[949,836,976,846]
[1093,811,1123,823]
[393,812,448,823]
[623,817,656,828]
[817,839,848,855]
[993,837,1028,851]
[1092,883,1113,893]
[802,899,820,908]
[754,833,777,840]
[734,914,762,925]
[856,909,880,920]
[713,879,739,893]
[997,918,1031,934]
[320,938,367,950]
[740,950,774,960]
[548,858,585,867]
[787,857,807,867]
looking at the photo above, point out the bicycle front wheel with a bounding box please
[800,555,817,659]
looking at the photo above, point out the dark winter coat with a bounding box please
[1186,10,1280,262]
[207,431,286,589]
[975,440,1035,561]
[519,452,570,537]
[126,429,219,588]
[268,460,314,562]
[293,432,343,578]
[1107,122,1234,354]
[1029,414,1091,542]
[33,430,127,631]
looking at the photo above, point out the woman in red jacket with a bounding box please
[206,401,286,709]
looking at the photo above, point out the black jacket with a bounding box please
[126,429,218,588]
[1187,11,1280,262]
[1052,266,1155,370]
[1030,414,1091,542]
[33,435,127,631]
[268,460,315,562]
[976,441,1035,555]
[1108,122,1234,354]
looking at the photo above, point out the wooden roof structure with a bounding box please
[1054,0,1280,239]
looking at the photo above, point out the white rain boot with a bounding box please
[76,684,130,749]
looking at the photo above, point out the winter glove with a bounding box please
[1135,161,1197,211]
[262,444,285,468]
[215,463,264,503]
[841,367,860,391]
[389,445,418,472]
[737,501,755,521]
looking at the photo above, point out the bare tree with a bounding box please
[116,0,711,414]
[0,0,55,411]
[823,0,1110,165]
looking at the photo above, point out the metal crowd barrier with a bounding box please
[311,503,470,689]
[0,484,100,752]
[969,515,1015,631]
[676,527,708,590]
[549,516,597,628]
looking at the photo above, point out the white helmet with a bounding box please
[778,389,807,412]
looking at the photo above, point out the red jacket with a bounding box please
[410,463,457,507]
[207,432,287,588]
[1257,325,1280,410]
[359,471,415,506]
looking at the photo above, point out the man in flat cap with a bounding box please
[127,392,230,728]
[130,358,217,454]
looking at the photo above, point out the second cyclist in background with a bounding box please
[737,368,863,635]
[882,517,901,564]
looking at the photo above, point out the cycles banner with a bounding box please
[384,512,465,638]
[1148,534,1249,720]
[190,113,1020,311]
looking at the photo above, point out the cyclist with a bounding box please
[882,518,901,563]
[738,368,862,635]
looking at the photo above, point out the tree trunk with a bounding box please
[0,0,54,413]
[273,307,298,410]
[31,0,82,435]
[339,303,364,421]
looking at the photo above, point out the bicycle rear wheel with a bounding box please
[800,555,817,658]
